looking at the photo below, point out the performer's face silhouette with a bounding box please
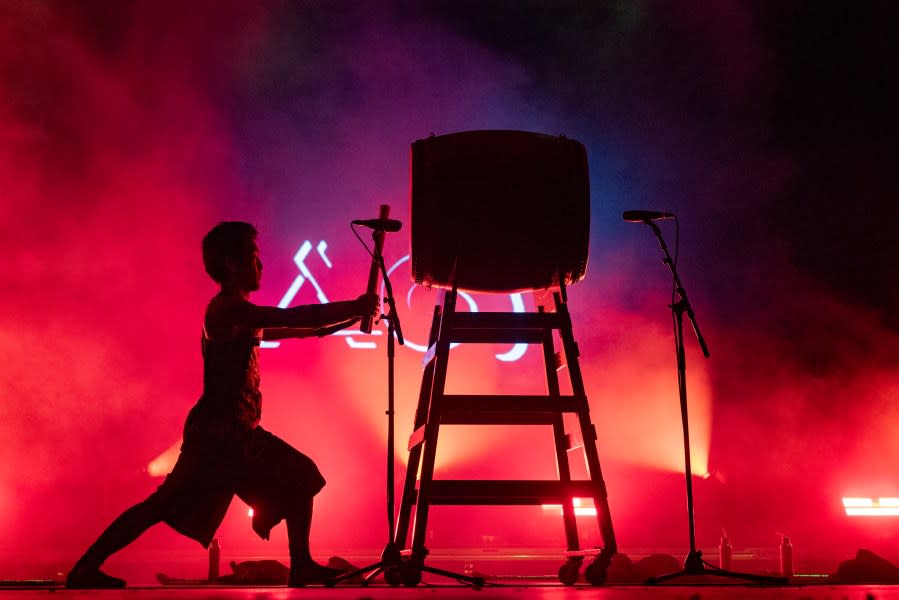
[227,241,263,293]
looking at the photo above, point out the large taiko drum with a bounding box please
[410,130,590,293]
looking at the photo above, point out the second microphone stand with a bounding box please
[640,219,786,586]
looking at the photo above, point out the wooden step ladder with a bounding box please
[394,284,617,585]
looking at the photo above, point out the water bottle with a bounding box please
[780,535,792,578]
[208,537,220,581]
[719,530,732,570]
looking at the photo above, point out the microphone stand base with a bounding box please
[645,550,788,586]
[325,543,485,588]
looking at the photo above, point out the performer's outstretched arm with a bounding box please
[215,294,377,332]
[261,317,361,340]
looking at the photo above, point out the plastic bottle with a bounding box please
[780,535,792,578]
[719,530,732,570]
[208,538,220,581]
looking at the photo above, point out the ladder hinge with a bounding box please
[565,433,584,451]
[553,351,567,371]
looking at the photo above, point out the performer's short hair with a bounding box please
[202,221,258,284]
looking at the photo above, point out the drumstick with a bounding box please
[360,204,389,333]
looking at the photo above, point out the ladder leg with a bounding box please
[409,288,457,560]
[395,427,423,549]
[556,293,617,555]
[553,414,580,551]
[395,304,442,549]
[541,324,580,552]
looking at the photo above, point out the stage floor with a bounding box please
[3,546,896,599]
[1,583,899,599]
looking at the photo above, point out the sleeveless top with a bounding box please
[186,329,262,442]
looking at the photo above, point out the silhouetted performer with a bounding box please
[66,221,378,588]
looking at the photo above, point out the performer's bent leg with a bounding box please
[286,494,314,564]
[66,497,164,588]
[286,495,341,586]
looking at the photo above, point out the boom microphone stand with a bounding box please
[327,217,406,586]
[634,216,786,586]
[328,216,483,588]
[366,254,482,587]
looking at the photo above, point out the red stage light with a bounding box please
[843,497,899,516]
[541,497,598,517]
[147,440,180,477]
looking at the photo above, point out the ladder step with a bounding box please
[441,412,559,425]
[440,394,583,416]
[450,329,546,344]
[427,480,600,505]
[449,312,564,331]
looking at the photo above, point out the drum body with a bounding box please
[410,130,590,293]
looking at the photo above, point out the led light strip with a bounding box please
[843,497,899,516]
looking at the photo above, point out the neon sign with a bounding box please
[262,240,528,362]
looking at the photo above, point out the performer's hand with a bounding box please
[355,293,380,319]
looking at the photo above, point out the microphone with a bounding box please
[352,218,403,232]
[622,210,675,222]
[359,206,391,334]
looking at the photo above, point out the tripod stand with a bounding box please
[326,223,404,586]
[326,229,481,588]
[638,219,786,586]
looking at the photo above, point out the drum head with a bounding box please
[411,130,590,293]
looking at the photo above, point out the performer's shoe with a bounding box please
[287,560,343,587]
[65,567,126,589]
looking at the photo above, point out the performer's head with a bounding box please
[202,221,262,291]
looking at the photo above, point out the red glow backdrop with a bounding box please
[1,0,896,581]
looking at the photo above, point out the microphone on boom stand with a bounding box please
[352,218,403,232]
[357,205,394,334]
[622,210,675,222]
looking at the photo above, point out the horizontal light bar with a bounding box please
[842,497,874,507]
[846,507,899,516]
[843,497,899,516]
